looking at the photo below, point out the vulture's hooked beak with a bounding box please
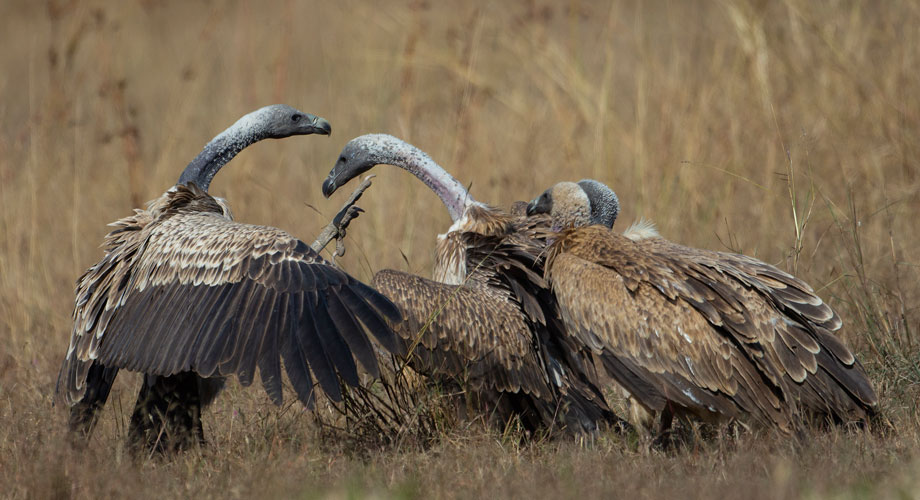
[321,176,337,198]
[526,191,552,217]
[525,200,538,216]
[311,117,332,136]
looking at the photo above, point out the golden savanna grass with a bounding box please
[1,0,918,497]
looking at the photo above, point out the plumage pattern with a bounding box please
[58,184,402,410]
[323,136,615,434]
[377,207,551,398]
[377,208,612,433]
[55,105,383,451]
[536,184,878,431]
[374,269,550,399]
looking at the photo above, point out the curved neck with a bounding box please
[385,142,475,222]
[177,119,268,191]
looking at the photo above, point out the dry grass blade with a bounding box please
[311,357,463,455]
[2,0,919,497]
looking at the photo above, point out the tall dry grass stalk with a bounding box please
[0,0,918,497]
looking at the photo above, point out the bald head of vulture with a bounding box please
[178,104,331,192]
[57,106,407,453]
[527,179,620,229]
[323,134,478,223]
[528,180,662,241]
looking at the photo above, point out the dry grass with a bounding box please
[1,0,918,498]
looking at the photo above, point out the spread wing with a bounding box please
[57,210,403,409]
[546,226,877,428]
[372,269,554,400]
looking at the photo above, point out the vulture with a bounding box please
[526,180,879,433]
[56,105,403,452]
[322,134,616,435]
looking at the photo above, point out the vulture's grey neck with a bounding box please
[374,136,475,222]
[177,112,269,192]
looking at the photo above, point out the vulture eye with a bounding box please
[291,114,302,122]
[338,155,347,164]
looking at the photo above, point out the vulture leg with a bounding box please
[68,362,119,445]
[128,372,204,453]
[559,385,627,435]
[498,392,545,436]
[197,376,226,408]
[458,389,543,437]
[651,405,676,449]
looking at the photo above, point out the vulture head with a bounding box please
[323,134,473,222]
[323,134,419,198]
[257,104,332,138]
[177,104,331,191]
[526,179,620,228]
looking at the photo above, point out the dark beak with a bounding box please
[526,199,538,216]
[311,117,332,136]
[526,192,552,216]
[321,177,336,198]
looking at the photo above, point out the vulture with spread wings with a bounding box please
[57,106,402,452]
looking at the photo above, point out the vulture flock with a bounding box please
[56,105,879,453]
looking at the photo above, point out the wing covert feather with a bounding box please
[373,269,553,399]
[544,225,877,425]
[58,193,400,409]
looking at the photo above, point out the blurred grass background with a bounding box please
[1,0,918,498]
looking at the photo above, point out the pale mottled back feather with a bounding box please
[379,205,615,433]
[545,225,878,429]
[57,184,403,410]
[374,269,552,399]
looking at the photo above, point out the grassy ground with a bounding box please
[1,0,918,498]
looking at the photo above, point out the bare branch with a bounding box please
[311,175,376,261]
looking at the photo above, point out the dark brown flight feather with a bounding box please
[59,184,402,409]
[56,106,401,452]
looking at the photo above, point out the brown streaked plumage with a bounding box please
[56,106,403,452]
[374,214,549,399]
[529,181,878,433]
[323,135,615,435]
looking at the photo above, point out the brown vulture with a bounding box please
[56,106,403,452]
[526,180,879,433]
[322,134,616,435]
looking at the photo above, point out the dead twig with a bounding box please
[310,175,376,262]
